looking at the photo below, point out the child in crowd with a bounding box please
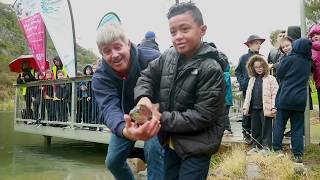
[134,2,226,179]
[235,34,265,144]
[54,70,70,123]
[78,65,93,124]
[273,38,312,163]
[276,36,294,138]
[308,24,320,117]
[32,72,45,122]
[271,36,293,80]
[224,63,234,136]
[44,69,55,121]
[243,55,278,155]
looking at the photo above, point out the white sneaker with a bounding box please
[223,130,233,136]
[258,148,271,156]
[247,147,259,155]
[274,150,285,158]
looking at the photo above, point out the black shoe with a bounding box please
[294,156,303,163]
[89,127,97,131]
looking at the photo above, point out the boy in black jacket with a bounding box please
[134,2,226,179]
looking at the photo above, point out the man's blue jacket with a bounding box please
[92,43,160,137]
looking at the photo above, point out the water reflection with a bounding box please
[0,111,114,180]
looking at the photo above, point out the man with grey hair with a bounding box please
[267,29,286,75]
[92,24,163,180]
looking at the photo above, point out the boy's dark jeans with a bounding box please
[164,145,211,180]
[273,109,304,156]
[224,105,232,131]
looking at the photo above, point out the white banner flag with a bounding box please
[40,0,76,77]
[13,0,40,18]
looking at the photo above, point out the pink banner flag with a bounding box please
[19,13,46,73]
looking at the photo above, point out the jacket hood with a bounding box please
[200,42,228,71]
[308,24,320,38]
[291,38,312,58]
[287,26,301,41]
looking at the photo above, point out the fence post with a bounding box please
[70,80,77,128]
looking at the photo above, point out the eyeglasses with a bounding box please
[254,66,263,69]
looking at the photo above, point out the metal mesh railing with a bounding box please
[15,76,106,131]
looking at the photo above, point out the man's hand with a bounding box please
[268,64,274,69]
[122,113,161,141]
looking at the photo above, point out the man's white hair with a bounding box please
[96,23,128,55]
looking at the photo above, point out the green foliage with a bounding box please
[0,2,97,100]
[306,0,320,26]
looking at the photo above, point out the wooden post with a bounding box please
[70,81,77,128]
[44,136,52,146]
[14,87,19,128]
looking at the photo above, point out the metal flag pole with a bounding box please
[67,0,77,77]
[300,0,311,146]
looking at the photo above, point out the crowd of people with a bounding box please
[15,2,320,179]
[234,24,319,164]
[16,56,102,128]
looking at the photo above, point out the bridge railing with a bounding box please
[14,76,244,131]
[14,76,107,131]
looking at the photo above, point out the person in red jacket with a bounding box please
[308,24,320,117]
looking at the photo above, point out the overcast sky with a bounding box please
[1,0,301,65]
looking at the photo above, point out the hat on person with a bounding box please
[145,31,156,39]
[244,35,265,46]
[308,24,320,38]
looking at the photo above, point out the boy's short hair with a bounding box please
[96,23,128,55]
[167,2,204,26]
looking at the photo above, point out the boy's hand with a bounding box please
[123,114,161,141]
[271,108,277,115]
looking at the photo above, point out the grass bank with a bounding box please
[208,144,320,179]
[0,99,14,111]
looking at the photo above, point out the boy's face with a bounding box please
[169,12,206,58]
[276,32,285,43]
[39,74,44,80]
[45,71,52,79]
[280,40,292,55]
[54,59,60,66]
[248,40,262,53]
[57,73,64,79]
[101,39,131,73]
[311,33,320,42]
